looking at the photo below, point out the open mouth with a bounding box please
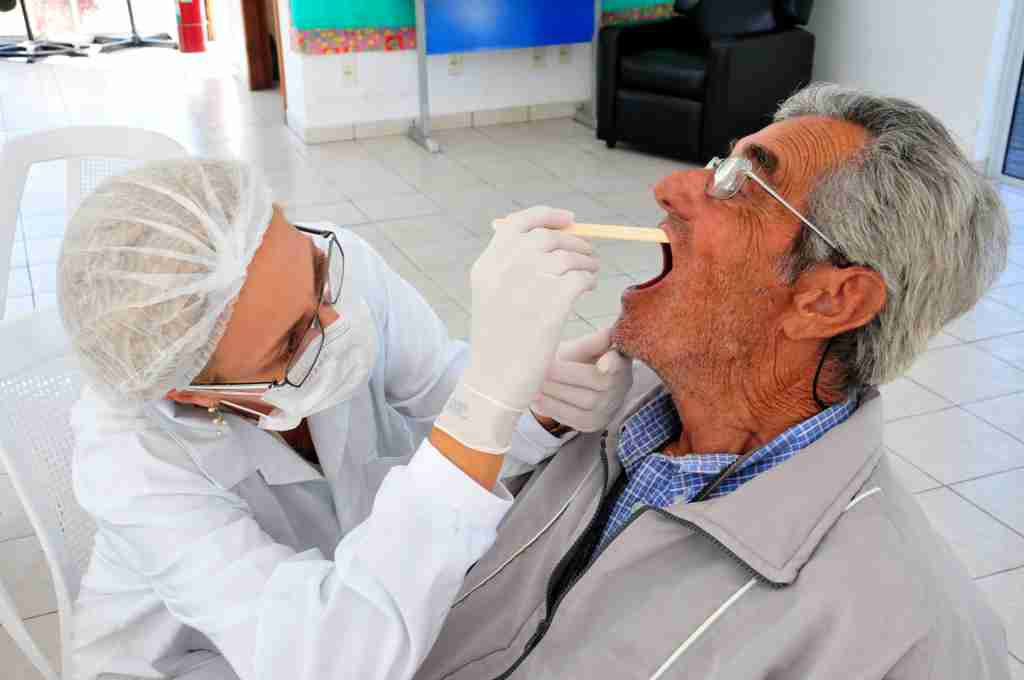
[632,242,674,290]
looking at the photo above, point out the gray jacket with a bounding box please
[415,366,1009,679]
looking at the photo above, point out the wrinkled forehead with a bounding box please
[734,115,870,193]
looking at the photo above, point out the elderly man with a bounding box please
[412,84,1011,679]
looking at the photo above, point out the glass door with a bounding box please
[1002,53,1024,181]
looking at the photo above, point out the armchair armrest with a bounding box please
[701,27,815,160]
[597,17,697,141]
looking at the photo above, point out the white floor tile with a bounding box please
[965,393,1024,442]
[954,468,1024,535]
[977,567,1024,660]
[926,331,961,351]
[375,215,475,251]
[915,488,1024,578]
[394,237,486,275]
[389,156,487,196]
[989,283,1024,313]
[0,611,60,680]
[320,159,417,200]
[426,186,522,236]
[880,378,953,421]
[424,266,472,309]
[885,451,942,494]
[573,275,631,318]
[0,535,58,619]
[498,179,579,206]
[977,332,1024,370]
[7,268,30,298]
[352,194,439,222]
[906,344,1024,404]
[281,201,368,227]
[885,407,1024,484]
[944,298,1024,342]
[0,475,33,542]
[994,262,1024,289]
[263,167,343,207]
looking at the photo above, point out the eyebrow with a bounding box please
[743,143,780,177]
[259,239,325,371]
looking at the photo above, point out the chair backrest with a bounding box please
[0,126,189,314]
[0,307,85,677]
[674,0,814,38]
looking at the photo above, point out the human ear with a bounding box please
[782,265,886,341]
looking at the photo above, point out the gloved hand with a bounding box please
[532,328,633,433]
[435,206,600,454]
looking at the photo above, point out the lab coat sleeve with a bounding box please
[74,431,510,680]
[343,231,570,471]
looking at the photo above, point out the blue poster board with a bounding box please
[424,0,595,55]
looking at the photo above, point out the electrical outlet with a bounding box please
[559,45,571,64]
[448,54,464,76]
[532,47,547,68]
[341,60,357,87]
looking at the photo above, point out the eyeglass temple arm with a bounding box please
[743,171,842,253]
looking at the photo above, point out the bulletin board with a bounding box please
[423,0,594,55]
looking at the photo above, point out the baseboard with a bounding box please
[289,101,588,144]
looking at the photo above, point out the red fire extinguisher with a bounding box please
[176,0,207,53]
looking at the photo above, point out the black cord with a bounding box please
[812,337,835,412]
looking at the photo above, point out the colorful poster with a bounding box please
[289,1,676,55]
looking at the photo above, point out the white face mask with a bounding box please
[238,293,379,431]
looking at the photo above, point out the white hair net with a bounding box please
[58,158,273,405]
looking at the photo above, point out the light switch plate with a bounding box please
[532,47,547,68]
[341,59,357,87]
[448,54,464,76]
[559,45,571,64]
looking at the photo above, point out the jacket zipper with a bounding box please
[492,439,786,680]
[492,435,612,680]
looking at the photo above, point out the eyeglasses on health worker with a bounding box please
[59,159,633,680]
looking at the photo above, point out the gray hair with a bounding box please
[774,83,1009,386]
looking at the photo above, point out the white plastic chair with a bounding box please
[0,125,189,316]
[0,309,82,680]
[0,127,187,678]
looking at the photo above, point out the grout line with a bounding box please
[21,608,58,623]
[946,483,1024,543]
[929,462,1024,489]
[972,563,1024,582]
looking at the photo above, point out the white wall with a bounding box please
[274,2,591,142]
[807,0,1014,163]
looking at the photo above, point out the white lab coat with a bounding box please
[69,227,569,680]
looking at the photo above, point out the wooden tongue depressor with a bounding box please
[562,222,669,243]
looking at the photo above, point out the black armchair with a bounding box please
[597,0,815,163]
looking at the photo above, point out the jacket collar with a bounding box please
[606,371,884,585]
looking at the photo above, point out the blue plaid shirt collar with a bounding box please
[597,390,860,553]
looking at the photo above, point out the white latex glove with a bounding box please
[532,327,633,433]
[435,206,600,453]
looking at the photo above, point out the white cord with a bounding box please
[648,486,883,679]
[648,578,758,680]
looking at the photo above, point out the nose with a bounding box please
[654,168,707,216]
